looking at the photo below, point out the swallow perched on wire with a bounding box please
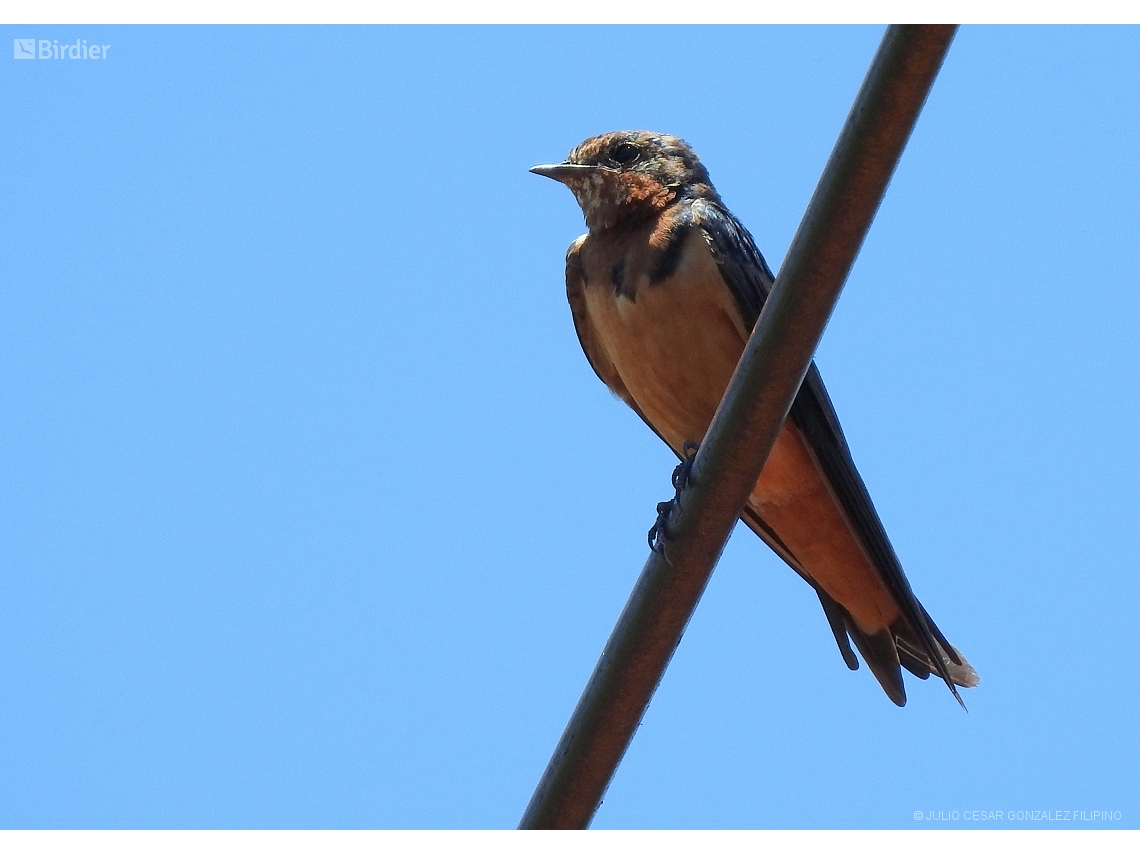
[532,131,977,706]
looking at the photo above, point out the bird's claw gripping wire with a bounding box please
[648,441,700,554]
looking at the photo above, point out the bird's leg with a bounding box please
[647,502,673,554]
[648,441,700,554]
[672,440,700,492]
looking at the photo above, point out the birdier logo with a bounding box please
[13,38,111,60]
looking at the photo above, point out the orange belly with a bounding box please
[746,423,899,632]
[581,240,900,632]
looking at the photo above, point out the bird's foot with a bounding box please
[672,441,699,491]
[647,502,673,554]
[648,441,699,554]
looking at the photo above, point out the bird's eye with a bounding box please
[611,142,640,165]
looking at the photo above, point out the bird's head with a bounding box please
[531,131,719,232]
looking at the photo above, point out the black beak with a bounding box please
[529,162,609,183]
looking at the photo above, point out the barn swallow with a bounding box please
[532,131,978,706]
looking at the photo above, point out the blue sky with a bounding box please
[2,25,1138,830]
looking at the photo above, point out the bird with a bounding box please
[531,130,978,706]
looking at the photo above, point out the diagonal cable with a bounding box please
[519,24,959,831]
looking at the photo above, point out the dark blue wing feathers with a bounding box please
[693,199,962,701]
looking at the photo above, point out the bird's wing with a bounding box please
[693,199,970,702]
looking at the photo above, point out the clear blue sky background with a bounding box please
[2,25,1138,830]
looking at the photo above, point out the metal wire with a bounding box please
[519,25,959,830]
